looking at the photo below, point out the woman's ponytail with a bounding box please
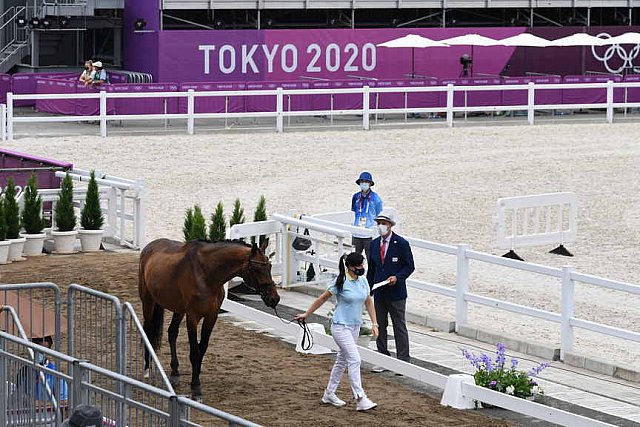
[335,254,347,293]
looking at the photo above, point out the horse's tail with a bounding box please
[143,303,164,350]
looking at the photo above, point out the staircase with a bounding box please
[0,7,29,74]
[42,0,124,17]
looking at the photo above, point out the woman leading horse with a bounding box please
[139,238,280,398]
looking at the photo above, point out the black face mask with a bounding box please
[352,267,365,276]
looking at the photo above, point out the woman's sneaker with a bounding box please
[356,396,377,411]
[321,392,346,407]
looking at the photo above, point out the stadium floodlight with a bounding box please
[16,16,27,28]
[134,18,147,31]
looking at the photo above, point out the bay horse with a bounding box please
[138,238,280,398]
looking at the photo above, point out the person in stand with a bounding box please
[79,60,94,86]
[89,61,109,86]
[351,171,383,258]
[367,211,415,372]
[61,404,103,427]
[295,252,379,411]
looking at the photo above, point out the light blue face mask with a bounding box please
[359,182,370,192]
[36,352,45,365]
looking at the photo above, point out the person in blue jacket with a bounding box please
[367,210,415,370]
[351,171,383,258]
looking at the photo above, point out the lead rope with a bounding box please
[273,307,314,351]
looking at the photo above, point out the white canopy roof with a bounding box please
[551,33,608,46]
[497,33,552,47]
[377,34,449,48]
[438,34,500,46]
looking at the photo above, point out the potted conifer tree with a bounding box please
[4,178,26,261]
[0,196,10,264]
[20,174,46,256]
[183,205,207,241]
[208,201,226,241]
[78,170,104,252]
[51,173,77,254]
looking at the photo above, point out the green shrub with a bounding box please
[230,198,245,228]
[208,201,226,241]
[183,205,207,241]
[251,195,268,246]
[21,174,44,234]
[4,179,21,239]
[54,173,76,232]
[80,170,104,230]
[0,197,7,241]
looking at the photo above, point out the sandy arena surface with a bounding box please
[4,122,640,369]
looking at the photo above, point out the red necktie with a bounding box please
[380,239,387,264]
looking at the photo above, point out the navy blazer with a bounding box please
[367,232,415,301]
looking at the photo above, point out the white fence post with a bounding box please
[455,244,470,331]
[446,84,454,128]
[527,82,535,125]
[99,90,107,137]
[7,92,13,141]
[276,87,284,133]
[0,103,6,141]
[560,265,575,360]
[362,85,370,130]
[187,89,195,135]
[606,80,614,124]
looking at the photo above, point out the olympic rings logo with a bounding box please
[592,32,640,74]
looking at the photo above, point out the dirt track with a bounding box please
[0,251,512,426]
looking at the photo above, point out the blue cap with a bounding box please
[356,172,374,186]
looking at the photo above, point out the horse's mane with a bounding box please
[190,239,252,248]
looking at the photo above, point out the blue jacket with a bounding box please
[351,190,383,237]
[367,232,415,301]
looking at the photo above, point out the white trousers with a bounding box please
[325,323,365,399]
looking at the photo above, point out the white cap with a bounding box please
[93,61,103,68]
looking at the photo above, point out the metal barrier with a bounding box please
[0,283,63,351]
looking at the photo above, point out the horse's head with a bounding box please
[245,240,280,308]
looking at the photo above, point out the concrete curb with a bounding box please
[285,283,640,384]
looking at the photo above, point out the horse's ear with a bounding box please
[268,251,276,259]
[259,238,269,252]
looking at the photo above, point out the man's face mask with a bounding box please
[359,182,370,192]
[377,224,389,235]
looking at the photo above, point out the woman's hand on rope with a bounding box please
[294,313,308,322]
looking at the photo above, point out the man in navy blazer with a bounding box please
[367,211,415,367]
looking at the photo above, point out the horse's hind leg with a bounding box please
[186,314,203,400]
[168,312,184,387]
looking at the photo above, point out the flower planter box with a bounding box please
[51,230,78,254]
[8,237,26,261]
[21,233,46,256]
[0,240,10,264]
[78,229,104,252]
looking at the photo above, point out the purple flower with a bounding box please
[528,362,549,377]
[530,380,537,386]
[511,358,519,369]
[480,354,494,372]
[489,380,498,388]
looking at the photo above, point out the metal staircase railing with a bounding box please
[0,7,29,74]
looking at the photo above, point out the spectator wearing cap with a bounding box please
[61,404,102,427]
[351,172,383,258]
[89,61,109,86]
[366,210,415,370]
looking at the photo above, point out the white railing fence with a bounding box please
[16,168,145,249]
[229,210,640,363]
[4,80,640,139]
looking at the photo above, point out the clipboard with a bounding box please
[371,279,390,292]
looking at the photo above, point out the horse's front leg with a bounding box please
[198,310,220,362]
[168,312,185,387]
[186,314,202,400]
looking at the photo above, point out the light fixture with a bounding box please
[30,17,41,28]
[214,19,224,29]
[41,18,51,29]
[59,16,70,28]
[16,16,27,28]
[134,18,147,31]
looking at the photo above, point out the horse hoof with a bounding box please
[170,375,180,387]
[143,369,150,380]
